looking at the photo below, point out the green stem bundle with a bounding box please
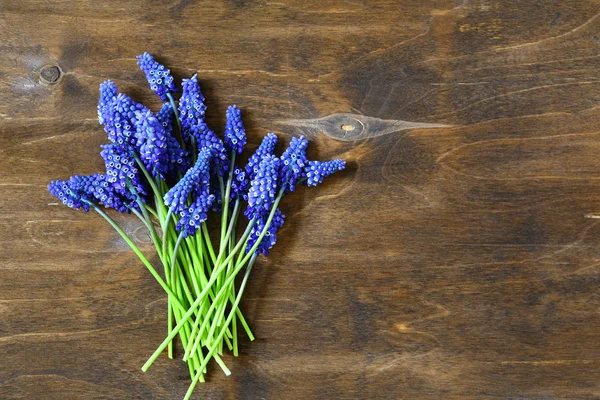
[85,175,284,397]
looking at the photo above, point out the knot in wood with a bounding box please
[39,65,62,85]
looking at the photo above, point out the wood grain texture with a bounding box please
[2,1,600,399]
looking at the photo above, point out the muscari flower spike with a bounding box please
[103,93,148,148]
[135,109,169,178]
[279,136,308,193]
[157,102,190,178]
[170,149,216,237]
[179,75,206,140]
[178,192,215,238]
[136,52,177,101]
[101,144,147,198]
[48,175,98,212]
[305,159,346,187]
[164,148,212,215]
[246,208,285,256]
[189,124,229,175]
[246,133,278,180]
[231,167,249,201]
[244,154,280,220]
[87,173,138,213]
[98,80,118,127]
[157,102,175,137]
[224,105,246,155]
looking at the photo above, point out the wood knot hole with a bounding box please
[39,65,62,85]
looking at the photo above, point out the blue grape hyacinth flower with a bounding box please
[224,105,246,155]
[100,144,147,197]
[165,149,215,237]
[244,154,280,220]
[246,208,285,256]
[164,148,212,215]
[305,159,346,187]
[179,75,206,140]
[188,124,229,175]
[157,102,190,178]
[98,80,118,127]
[102,93,148,148]
[136,52,177,101]
[157,102,175,137]
[230,167,249,201]
[135,109,169,178]
[48,175,98,212]
[279,136,308,193]
[246,133,277,180]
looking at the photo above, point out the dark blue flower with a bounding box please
[177,193,215,238]
[246,209,285,256]
[157,103,190,178]
[244,154,280,220]
[304,159,346,187]
[189,124,229,175]
[164,148,212,215]
[165,136,190,178]
[156,102,175,136]
[48,175,98,212]
[246,133,277,180]
[279,136,308,193]
[49,173,141,214]
[224,105,246,155]
[168,149,215,237]
[135,109,169,178]
[103,93,148,148]
[179,75,206,141]
[136,52,177,101]
[231,167,249,200]
[87,173,137,213]
[98,80,118,127]
[100,144,147,198]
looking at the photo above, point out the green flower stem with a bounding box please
[165,92,183,145]
[176,244,235,352]
[171,279,203,379]
[141,219,256,372]
[206,187,285,343]
[145,206,159,219]
[227,216,239,356]
[182,235,238,352]
[174,260,232,377]
[170,232,185,277]
[132,154,162,204]
[132,202,176,357]
[174,261,195,307]
[201,223,217,265]
[210,217,238,340]
[86,201,189,314]
[184,253,258,400]
[184,191,284,366]
[161,207,174,260]
[217,176,227,291]
[219,153,236,248]
[198,230,214,278]
[167,297,174,359]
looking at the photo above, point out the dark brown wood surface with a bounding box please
[2,1,600,399]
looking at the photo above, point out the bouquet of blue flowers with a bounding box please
[48,53,345,399]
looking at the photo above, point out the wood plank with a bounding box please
[1,1,600,399]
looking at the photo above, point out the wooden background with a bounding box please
[2,1,600,399]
